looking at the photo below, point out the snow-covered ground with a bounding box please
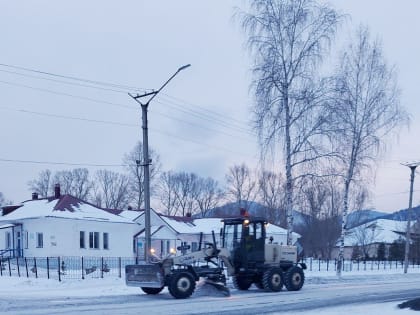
[1,268,419,314]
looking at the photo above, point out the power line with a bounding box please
[0,63,150,92]
[0,106,257,157]
[0,68,129,94]
[0,79,254,137]
[0,158,124,167]
[0,80,137,110]
[0,63,254,134]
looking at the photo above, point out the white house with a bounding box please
[0,189,140,258]
[121,208,300,259]
[332,218,410,259]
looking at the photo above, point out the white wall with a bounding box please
[19,218,139,257]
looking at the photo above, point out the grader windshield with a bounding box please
[222,217,266,268]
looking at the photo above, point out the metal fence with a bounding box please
[301,257,420,272]
[1,256,420,281]
[0,256,137,280]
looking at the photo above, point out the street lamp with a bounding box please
[129,64,190,262]
[401,161,420,274]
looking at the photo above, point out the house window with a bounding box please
[103,233,109,250]
[80,231,85,249]
[24,231,29,249]
[36,233,44,248]
[89,232,99,249]
[5,231,11,249]
[191,242,198,252]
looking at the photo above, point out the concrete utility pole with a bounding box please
[402,162,420,274]
[129,64,190,262]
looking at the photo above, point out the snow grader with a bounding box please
[125,216,306,299]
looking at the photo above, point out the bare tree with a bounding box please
[351,220,381,259]
[94,170,130,209]
[257,170,286,226]
[238,0,341,244]
[53,168,92,200]
[28,169,52,197]
[296,177,341,258]
[195,177,224,218]
[173,172,200,217]
[225,163,258,211]
[157,171,179,216]
[330,26,409,275]
[123,142,161,210]
[0,192,11,207]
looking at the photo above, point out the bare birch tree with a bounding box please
[123,142,161,210]
[225,163,258,211]
[28,169,52,197]
[330,26,409,276]
[238,0,341,244]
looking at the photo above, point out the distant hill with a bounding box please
[382,205,420,221]
[196,201,420,229]
[346,209,388,228]
[195,200,308,228]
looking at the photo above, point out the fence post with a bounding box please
[16,257,20,277]
[47,257,50,279]
[310,258,312,271]
[119,257,122,278]
[25,258,29,278]
[58,257,61,282]
[357,259,360,271]
[82,256,84,280]
[0,259,3,276]
[34,257,38,278]
[334,259,337,271]
[318,259,321,271]
[101,257,104,279]
[8,258,11,276]
[326,259,329,271]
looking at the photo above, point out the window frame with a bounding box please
[103,232,109,250]
[36,232,44,248]
[80,231,86,249]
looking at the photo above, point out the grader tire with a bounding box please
[284,266,304,291]
[262,267,283,292]
[168,272,196,299]
[232,275,252,290]
[141,287,164,295]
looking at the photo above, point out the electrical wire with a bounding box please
[0,106,257,158]
[0,62,254,134]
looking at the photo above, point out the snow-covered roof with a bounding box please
[0,195,136,224]
[344,218,408,246]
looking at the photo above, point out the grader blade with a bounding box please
[125,264,164,288]
[204,279,231,297]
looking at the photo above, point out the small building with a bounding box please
[0,187,140,258]
[332,219,410,259]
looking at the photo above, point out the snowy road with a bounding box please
[1,274,419,314]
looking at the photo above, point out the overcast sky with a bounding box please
[1,0,419,213]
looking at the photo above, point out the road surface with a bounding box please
[1,274,419,314]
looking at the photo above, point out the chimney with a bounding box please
[54,184,61,199]
[186,212,192,217]
[32,192,39,200]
